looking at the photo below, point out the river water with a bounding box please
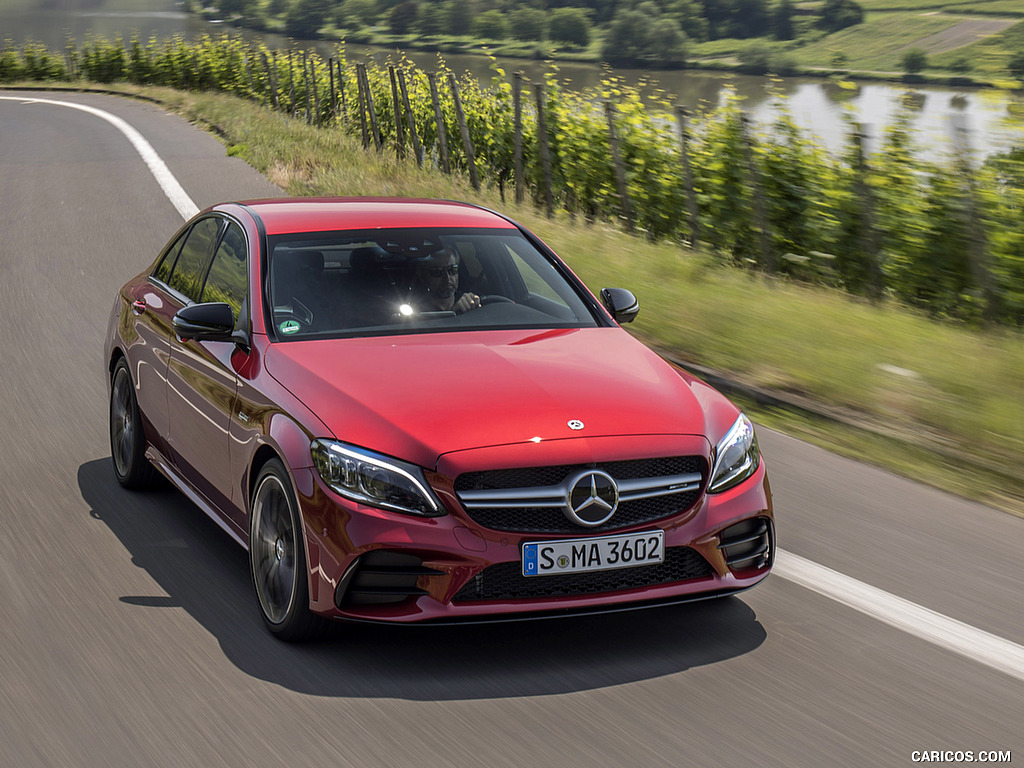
[4,0,1022,162]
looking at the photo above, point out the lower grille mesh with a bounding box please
[452,546,714,603]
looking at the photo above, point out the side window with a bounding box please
[202,221,247,323]
[166,217,222,303]
[153,229,188,285]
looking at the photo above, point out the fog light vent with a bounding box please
[336,550,442,608]
[717,518,772,572]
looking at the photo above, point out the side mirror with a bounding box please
[173,302,236,342]
[600,288,640,324]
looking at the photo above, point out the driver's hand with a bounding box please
[454,292,481,314]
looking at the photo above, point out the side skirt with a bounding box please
[145,447,249,550]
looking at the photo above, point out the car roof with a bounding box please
[227,198,519,236]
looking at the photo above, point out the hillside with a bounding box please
[188,0,1024,83]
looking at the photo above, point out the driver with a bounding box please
[412,247,481,313]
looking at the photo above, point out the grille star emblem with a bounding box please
[564,470,619,527]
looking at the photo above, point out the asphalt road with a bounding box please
[0,90,1021,768]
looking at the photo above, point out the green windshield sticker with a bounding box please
[279,320,300,335]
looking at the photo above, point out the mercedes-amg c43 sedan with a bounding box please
[105,198,774,640]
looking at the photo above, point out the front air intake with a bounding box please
[717,518,773,572]
[336,550,442,608]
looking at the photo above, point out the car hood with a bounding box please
[265,327,718,469]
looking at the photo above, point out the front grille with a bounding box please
[337,550,443,608]
[452,546,714,603]
[454,456,706,534]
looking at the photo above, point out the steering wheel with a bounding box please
[479,294,513,305]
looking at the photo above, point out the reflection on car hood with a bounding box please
[265,327,713,468]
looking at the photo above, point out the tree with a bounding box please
[819,0,864,33]
[602,8,648,63]
[342,0,379,27]
[388,0,419,34]
[1009,51,1024,80]
[602,5,686,66]
[773,0,794,41]
[218,0,248,17]
[901,48,927,75]
[697,0,769,40]
[649,16,688,66]
[732,0,770,37]
[548,7,591,47]
[443,0,473,35]
[551,0,615,23]
[284,0,333,37]
[663,0,707,42]
[472,9,509,39]
[417,2,445,35]
[508,7,546,41]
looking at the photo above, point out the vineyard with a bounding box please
[3,34,1024,326]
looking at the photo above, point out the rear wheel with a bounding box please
[250,459,327,641]
[109,358,157,490]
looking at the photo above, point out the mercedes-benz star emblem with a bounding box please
[564,470,619,527]
[567,419,584,430]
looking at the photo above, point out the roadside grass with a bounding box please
[59,83,1024,516]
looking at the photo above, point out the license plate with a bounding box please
[522,531,664,577]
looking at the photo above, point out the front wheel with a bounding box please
[249,459,327,641]
[109,358,157,490]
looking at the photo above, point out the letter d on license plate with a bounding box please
[522,531,664,577]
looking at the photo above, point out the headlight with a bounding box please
[311,439,444,517]
[709,414,760,493]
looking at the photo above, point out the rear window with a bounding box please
[265,227,599,339]
[165,217,222,303]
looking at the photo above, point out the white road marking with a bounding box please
[0,94,199,220]
[775,549,1024,683]
[6,93,1023,686]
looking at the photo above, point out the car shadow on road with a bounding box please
[80,458,766,701]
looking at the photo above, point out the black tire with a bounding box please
[249,459,327,641]
[109,358,157,490]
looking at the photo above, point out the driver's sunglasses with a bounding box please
[426,265,459,277]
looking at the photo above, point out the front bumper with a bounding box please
[293,437,774,624]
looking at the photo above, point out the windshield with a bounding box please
[265,227,600,339]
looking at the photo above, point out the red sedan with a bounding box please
[105,198,774,640]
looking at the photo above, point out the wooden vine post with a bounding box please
[951,117,995,323]
[513,72,525,205]
[852,124,884,300]
[357,63,382,150]
[448,73,480,190]
[739,114,774,273]
[389,65,405,159]
[328,57,337,120]
[534,82,553,218]
[355,63,369,148]
[427,72,450,174]
[337,59,347,125]
[604,100,634,232]
[398,70,423,168]
[675,106,700,248]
